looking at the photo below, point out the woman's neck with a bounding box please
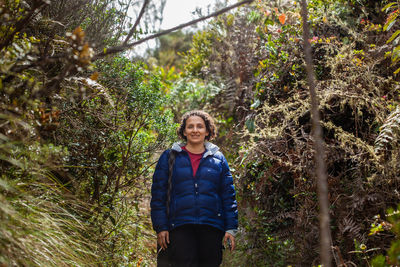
[185,142,205,154]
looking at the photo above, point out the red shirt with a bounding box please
[182,146,203,177]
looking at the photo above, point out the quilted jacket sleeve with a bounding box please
[220,154,238,231]
[150,150,170,233]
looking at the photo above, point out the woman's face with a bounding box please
[183,115,209,145]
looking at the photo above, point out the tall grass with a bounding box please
[0,136,156,266]
[0,130,101,266]
[0,176,101,266]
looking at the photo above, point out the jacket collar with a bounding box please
[171,141,219,158]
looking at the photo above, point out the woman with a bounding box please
[151,110,238,267]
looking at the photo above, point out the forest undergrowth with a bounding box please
[178,0,400,266]
[2,0,400,266]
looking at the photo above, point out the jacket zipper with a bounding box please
[183,150,208,224]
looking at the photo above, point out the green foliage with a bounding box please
[0,176,99,266]
[371,204,400,266]
[0,0,174,266]
[168,78,222,119]
[182,30,214,77]
[42,0,165,48]
[5,0,400,265]
[0,125,99,265]
[176,0,400,265]
[51,56,176,264]
[57,56,176,202]
[240,0,400,264]
[151,30,194,71]
[252,3,303,105]
[382,1,400,74]
[225,159,296,266]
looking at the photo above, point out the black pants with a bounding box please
[168,224,225,267]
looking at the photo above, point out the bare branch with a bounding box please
[300,0,332,266]
[94,0,254,59]
[123,0,150,45]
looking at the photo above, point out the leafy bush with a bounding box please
[0,0,175,265]
[178,0,400,265]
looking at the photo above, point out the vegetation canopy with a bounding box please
[1,0,400,266]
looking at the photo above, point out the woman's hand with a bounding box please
[157,230,170,250]
[223,232,235,251]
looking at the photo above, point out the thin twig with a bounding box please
[123,0,150,45]
[94,0,254,59]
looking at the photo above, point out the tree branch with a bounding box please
[123,0,149,45]
[94,0,254,60]
[300,0,332,266]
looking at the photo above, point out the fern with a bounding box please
[340,217,363,240]
[375,106,400,153]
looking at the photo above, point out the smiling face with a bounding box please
[183,115,209,146]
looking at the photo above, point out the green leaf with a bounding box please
[387,30,400,43]
[245,118,255,133]
[382,2,397,12]
[371,254,387,267]
[248,11,261,23]
[384,13,398,31]
[386,19,397,32]
[134,202,139,212]
[109,215,116,225]
[392,46,400,63]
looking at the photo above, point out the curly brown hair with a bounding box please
[177,110,217,141]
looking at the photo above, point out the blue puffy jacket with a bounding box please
[150,142,238,233]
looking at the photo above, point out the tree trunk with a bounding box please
[300,0,332,266]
